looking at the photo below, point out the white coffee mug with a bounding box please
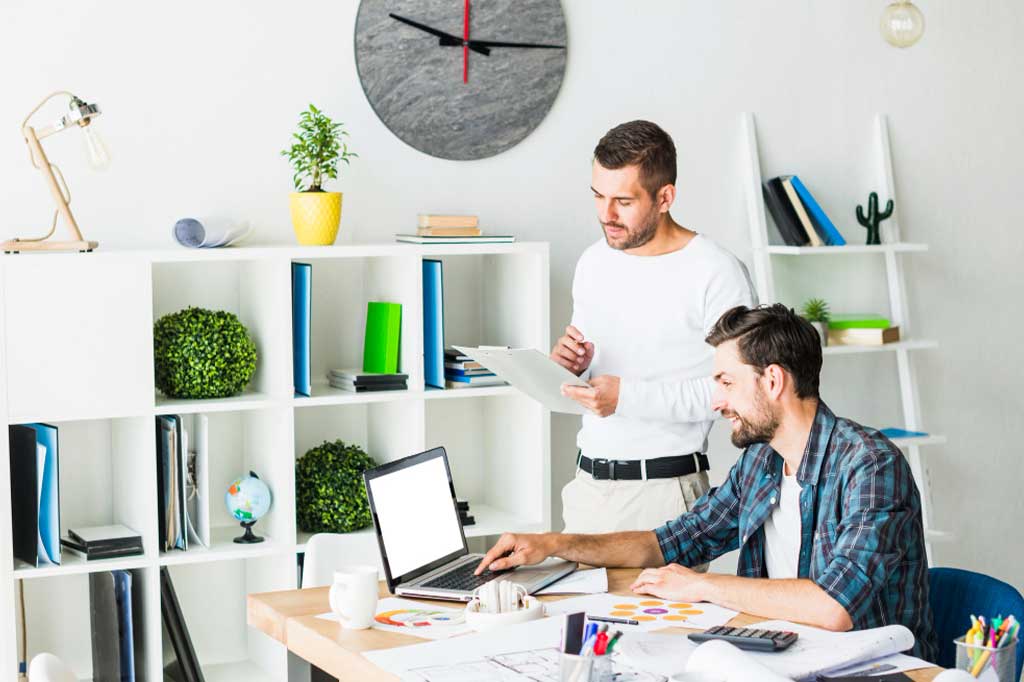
[328,566,379,630]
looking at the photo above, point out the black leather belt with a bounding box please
[577,452,710,481]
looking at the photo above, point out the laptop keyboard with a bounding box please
[421,561,506,591]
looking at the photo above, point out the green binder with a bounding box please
[828,314,891,330]
[363,302,402,373]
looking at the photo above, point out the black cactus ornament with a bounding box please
[856,192,894,245]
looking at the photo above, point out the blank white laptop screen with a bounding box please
[367,455,465,578]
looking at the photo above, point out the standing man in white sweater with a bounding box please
[554,120,756,536]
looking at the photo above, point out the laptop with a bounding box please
[363,447,577,602]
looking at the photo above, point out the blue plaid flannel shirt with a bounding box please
[654,401,937,661]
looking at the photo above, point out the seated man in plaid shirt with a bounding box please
[477,303,937,660]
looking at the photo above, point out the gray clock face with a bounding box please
[355,0,567,160]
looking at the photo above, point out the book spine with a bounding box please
[418,214,479,228]
[417,227,482,237]
[763,179,809,246]
[782,177,823,246]
[789,176,846,246]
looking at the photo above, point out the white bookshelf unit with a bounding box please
[0,241,550,680]
[741,112,949,562]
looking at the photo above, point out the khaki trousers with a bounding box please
[561,467,711,571]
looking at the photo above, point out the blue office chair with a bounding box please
[929,567,1024,678]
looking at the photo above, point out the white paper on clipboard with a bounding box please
[452,346,590,415]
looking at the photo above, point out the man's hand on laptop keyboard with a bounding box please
[475,533,552,575]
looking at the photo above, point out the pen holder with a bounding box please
[559,652,613,682]
[954,635,1017,681]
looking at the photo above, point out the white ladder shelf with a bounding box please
[741,112,950,562]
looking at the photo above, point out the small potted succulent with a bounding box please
[281,104,357,245]
[801,298,830,347]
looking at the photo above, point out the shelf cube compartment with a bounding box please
[10,417,155,576]
[424,393,549,538]
[155,408,294,564]
[291,254,423,397]
[151,259,291,408]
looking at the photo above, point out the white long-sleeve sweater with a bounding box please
[571,234,757,460]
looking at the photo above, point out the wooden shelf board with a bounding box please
[423,384,516,400]
[764,243,928,255]
[294,382,421,408]
[13,552,151,581]
[159,528,282,567]
[154,391,278,415]
[823,339,938,356]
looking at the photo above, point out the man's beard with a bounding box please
[723,390,780,448]
[602,207,659,250]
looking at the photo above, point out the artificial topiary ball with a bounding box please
[296,440,377,533]
[153,307,257,399]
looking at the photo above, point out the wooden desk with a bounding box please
[248,568,942,681]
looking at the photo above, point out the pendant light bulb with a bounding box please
[881,0,925,48]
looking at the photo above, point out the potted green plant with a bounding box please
[281,104,357,245]
[295,440,377,533]
[801,298,830,347]
[153,307,257,398]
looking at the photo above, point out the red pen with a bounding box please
[594,632,609,655]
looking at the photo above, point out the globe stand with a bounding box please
[233,521,264,544]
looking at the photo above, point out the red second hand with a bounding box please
[463,0,470,83]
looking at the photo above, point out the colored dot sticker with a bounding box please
[639,600,664,606]
[613,604,638,610]
[609,611,635,617]
[663,615,689,621]
[668,603,693,609]
[634,615,657,622]
[677,609,704,615]
[643,608,669,615]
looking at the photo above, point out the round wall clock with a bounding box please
[354,0,568,161]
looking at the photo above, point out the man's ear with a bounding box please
[657,183,676,213]
[763,364,788,400]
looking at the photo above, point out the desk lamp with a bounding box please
[2,91,109,253]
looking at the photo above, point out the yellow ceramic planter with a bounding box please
[289,191,342,245]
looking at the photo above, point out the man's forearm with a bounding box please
[701,574,853,631]
[546,531,664,568]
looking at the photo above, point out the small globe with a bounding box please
[225,472,272,542]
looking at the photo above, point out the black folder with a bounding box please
[160,567,205,682]
[9,423,61,567]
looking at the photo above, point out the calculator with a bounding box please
[687,625,799,652]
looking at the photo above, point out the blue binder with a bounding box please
[292,262,312,396]
[789,176,846,246]
[423,260,445,389]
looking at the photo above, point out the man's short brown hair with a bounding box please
[705,304,822,399]
[593,120,677,198]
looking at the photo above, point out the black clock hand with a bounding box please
[468,39,566,50]
[389,13,491,56]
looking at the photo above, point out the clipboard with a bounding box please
[452,346,590,415]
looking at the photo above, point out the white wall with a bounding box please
[3,1,1022,591]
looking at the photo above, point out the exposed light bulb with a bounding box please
[81,124,111,170]
[881,0,925,48]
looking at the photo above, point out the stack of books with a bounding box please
[827,315,900,346]
[328,369,408,392]
[457,499,474,527]
[62,524,144,561]
[396,215,514,244]
[444,348,506,389]
[762,175,847,247]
